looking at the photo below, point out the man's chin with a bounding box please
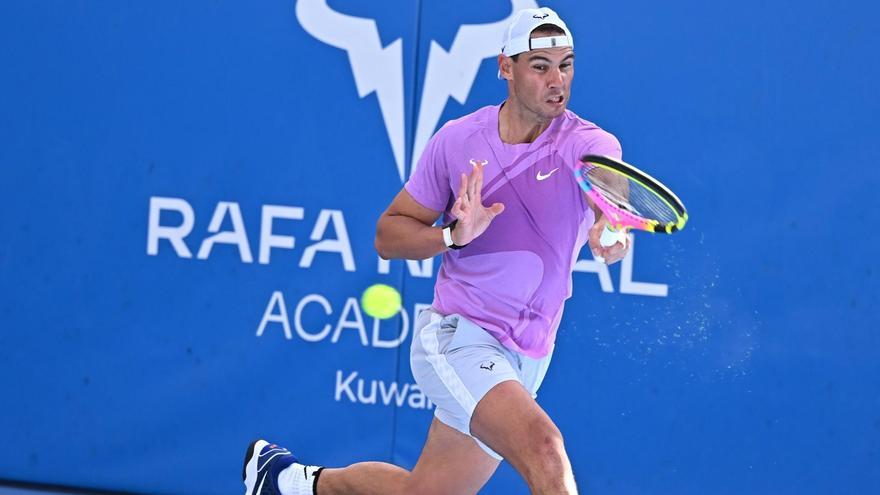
[542,104,566,119]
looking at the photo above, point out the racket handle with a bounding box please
[600,224,628,247]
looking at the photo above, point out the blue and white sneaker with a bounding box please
[242,440,324,495]
[243,440,297,494]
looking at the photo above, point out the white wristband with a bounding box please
[442,220,466,249]
[442,224,455,248]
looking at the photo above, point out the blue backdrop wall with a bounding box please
[1,1,878,494]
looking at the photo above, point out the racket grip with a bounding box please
[599,224,628,248]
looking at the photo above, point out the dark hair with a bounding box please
[510,24,567,62]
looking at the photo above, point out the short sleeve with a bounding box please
[575,129,622,161]
[562,124,623,214]
[404,130,452,212]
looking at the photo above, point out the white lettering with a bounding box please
[378,380,409,407]
[357,379,377,404]
[256,291,292,339]
[257,292,431,347]
[294,294,333,342]
[331,297,368,345]
[259,205,304,264]
[619,235,668,297]
[197,201,253,262]
[300,210,355,271]
[147,197,194,257]
[407,384,431,409]
[573,257,613,292]
[334,370,432,409]
[573,235,669,297]
[335,370,357,402]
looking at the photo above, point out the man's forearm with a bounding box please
[585,194,604,223]
[375,213,448,260]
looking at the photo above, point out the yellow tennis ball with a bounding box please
[361,284,402,319]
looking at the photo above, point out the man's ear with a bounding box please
[498,54,513,81]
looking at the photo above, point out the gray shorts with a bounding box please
[410,308,554,460]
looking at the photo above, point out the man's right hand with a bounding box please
[449,161,505,246]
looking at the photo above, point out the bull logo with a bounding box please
[294,0,537,182]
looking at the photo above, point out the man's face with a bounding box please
[504,35,574,121]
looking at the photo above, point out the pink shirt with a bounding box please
[405,104,622,358]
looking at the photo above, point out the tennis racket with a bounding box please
[574,155,688,258]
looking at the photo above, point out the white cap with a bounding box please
[501,7,573,57]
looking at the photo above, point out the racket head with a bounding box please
[574,155,688,234]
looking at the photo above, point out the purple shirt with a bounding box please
[405,104,622,358]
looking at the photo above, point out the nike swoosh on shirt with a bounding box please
[536,168,559,181]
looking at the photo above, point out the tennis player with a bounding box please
[244,7,627,494]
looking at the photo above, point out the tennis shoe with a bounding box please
[242,439,298,495]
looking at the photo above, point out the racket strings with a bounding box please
[585,166,679,225]
[627,184,679,224]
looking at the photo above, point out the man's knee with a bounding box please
[533,423,565,454]
[523,425,573,488]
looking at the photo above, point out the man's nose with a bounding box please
[547,67,564,88]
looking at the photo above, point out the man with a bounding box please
[244,7,628,495]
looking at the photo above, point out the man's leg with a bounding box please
[471,380,577,495]
[316,417,499,495]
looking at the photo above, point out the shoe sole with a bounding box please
[243,439,270,495]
